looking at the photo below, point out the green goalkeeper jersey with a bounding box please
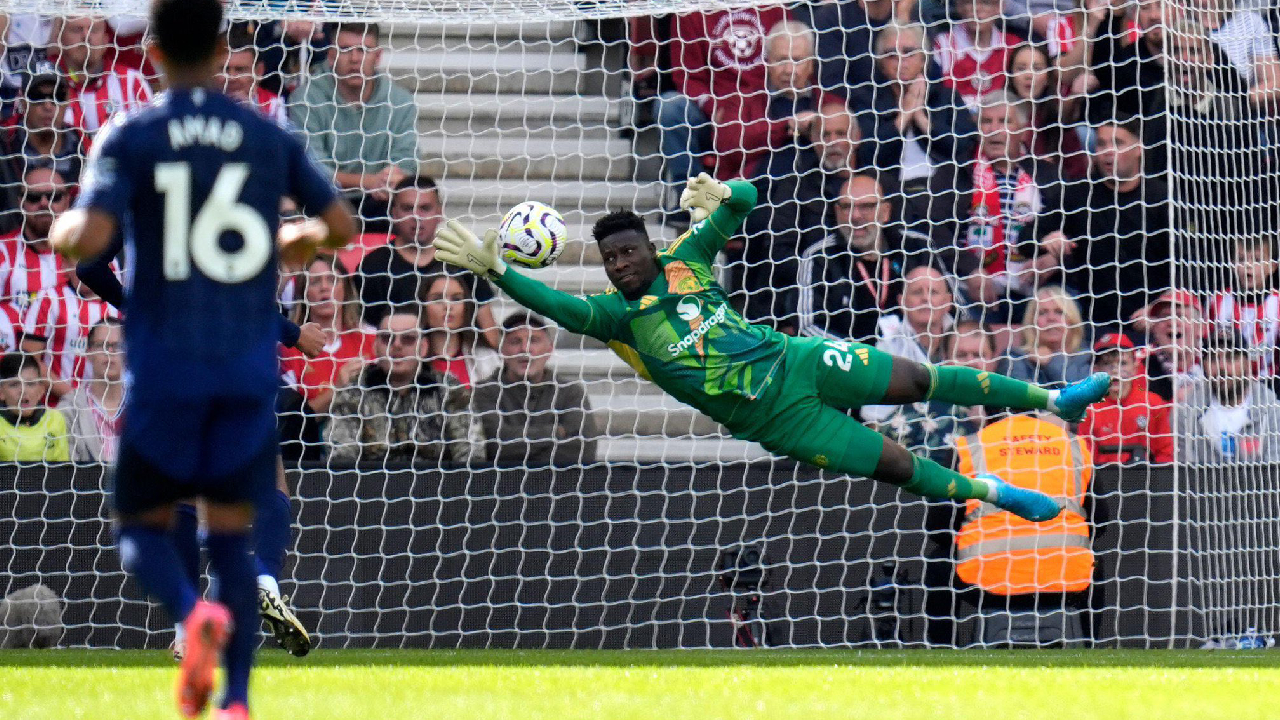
[492,180,788,429]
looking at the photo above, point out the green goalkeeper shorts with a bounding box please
[731,336,896,477]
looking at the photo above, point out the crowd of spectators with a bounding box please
[0,4,1278,468]
[0,13,598,467]
[639,0,1280,467]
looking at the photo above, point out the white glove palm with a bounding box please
[433,219,506,277]
[679,172,732,224]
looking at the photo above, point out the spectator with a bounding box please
[0,14,54,115]
[872,262,956,366]
[1052,115,1170,328]
[1004,42,1088,179]
[1136,289,1207,404]
[1207,235,1280,378]
[656,4,790,205]
[422,274,497,388]
[354,176,501,345]
[0,352,68,462]
[795,173,930,340]
[1197,0,1280,107]
[742,103,868,325]
[866,23,978,191]
[250,19,332,98]
[932,0,1024,109]
[1003,285,1091,388]
[1176,330,1280,463]
[1077,332,1173,464]
[281,256,374,416]
[219,25,288,125]
[472,313,599,467]
[798,0,908,104]
[1087,0,1170,123]
[1,73,85,188]
[0,166,72,312]
[48,15,152,135]
[56,317,123,462]
[943,320,1002,427]
[760,21,829,161]
[326,310,484,465]
[288,22,418,231]
[916,92,1065,323]
[21,269,118,400]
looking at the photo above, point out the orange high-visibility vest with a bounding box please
[955,414,1094,595]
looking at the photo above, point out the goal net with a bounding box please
[1,0,1278,651]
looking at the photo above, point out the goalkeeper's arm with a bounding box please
[434,220,614,342]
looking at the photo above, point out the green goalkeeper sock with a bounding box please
[925,364,1052,411]
[899,454,998,502]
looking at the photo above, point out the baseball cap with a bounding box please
[1150,289,1202,314]
[1093,333,1135,353]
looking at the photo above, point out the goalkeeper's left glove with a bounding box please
[679,172,732,224]
[434,219,507,278]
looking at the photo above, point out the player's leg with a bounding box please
[202,500,258,715]
[782,406,1061,522]
[168,501,202,660]
[254,455,310,657]
[816,339,1110,422]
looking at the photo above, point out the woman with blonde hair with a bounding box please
[1003,285,1092,387]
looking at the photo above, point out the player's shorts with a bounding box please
[731,336,896,478]
[112,393,278,516]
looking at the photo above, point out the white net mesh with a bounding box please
[0,0,1277,650]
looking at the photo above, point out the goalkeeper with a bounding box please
[435,175,1111,521]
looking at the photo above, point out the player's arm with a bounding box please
[668,174,759,267]
[434,220,620,342]
[277,198,358,267]
[76,234,125,309]
[54,117,131,263]
[50,208,118,263]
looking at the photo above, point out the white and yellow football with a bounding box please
[497,201,568,269]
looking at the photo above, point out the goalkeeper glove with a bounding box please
[434,219,507,278]
[679,172,732,224]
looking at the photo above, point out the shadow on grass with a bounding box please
[3,648,1279,670]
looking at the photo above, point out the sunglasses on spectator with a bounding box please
[23,190,65,205]
[377,329,420,345]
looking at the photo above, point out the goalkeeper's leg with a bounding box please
[811,340,1110,423]
[253,457,311,657]
[776,406,1061,523]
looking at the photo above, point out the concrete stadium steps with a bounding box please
[585,391,723,436]
[438,179,659,219]
[385,20,580,43]
[414,93,619,135]
[419,135,632,182]
[389,51,605,96]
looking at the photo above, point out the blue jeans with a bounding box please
[655,91,713,192]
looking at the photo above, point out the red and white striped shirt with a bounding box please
[253,86,289,127]
[1209,290,1280,376]
[933,25,1022,109]
[0,303,22,353]
[64,62,154,136]
[22,285,118,385]
[0,230,70,313]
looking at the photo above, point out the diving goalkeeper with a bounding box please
[434,174,1111,522]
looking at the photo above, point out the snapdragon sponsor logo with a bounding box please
[668,300,728,356]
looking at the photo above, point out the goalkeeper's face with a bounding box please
[599,230,660,300]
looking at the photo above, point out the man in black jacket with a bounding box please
[792,173,932,341]
[1049,115,1170,329]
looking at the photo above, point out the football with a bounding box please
[497,201,568,269]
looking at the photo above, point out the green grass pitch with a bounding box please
[2,648,1278,720]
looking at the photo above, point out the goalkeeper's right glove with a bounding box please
[434,219,507,278]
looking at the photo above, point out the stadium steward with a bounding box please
[472,312,599,467]
[288,21,418,232]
